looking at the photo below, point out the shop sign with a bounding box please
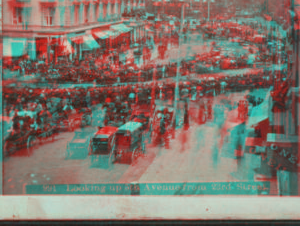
[262,143,299,172]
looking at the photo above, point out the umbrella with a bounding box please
[181,88,189,94]
[129,93,135,99]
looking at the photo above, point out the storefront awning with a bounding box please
[67,33,86,44]
[82,35,100,51]
[93,30,117,39]
[111,24,133,33]
[93,31,110,39]
[3,37,28,57]
[57,39,74,56]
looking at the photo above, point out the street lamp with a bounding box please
[203,0,214,21]
[174,1,188,132]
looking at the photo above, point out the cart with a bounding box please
[115,122,146,164]
[66,131,92,159]
[89,126,119,167]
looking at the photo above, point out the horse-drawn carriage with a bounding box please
[3,110,56,157]
[149,104,175,144]
[114,122,146,164]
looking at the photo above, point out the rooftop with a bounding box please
[95,126,119,137]
[118,121,143,132]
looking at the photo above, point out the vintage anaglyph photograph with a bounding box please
[1,0,300,198]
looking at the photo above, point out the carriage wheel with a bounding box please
[131,148,142,164]
[202,114,207,124]
[109,150,117,166]
[69,122,75,132]
[85,115,92,126]
[27,136,37,156]
[51,131,56,142]
[151,130,158,145]
[3,141,13,158]
[141,142,146,153]
[87,140,93,156]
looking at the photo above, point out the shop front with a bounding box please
[110,23,133,49]
[124,21,146,44]
[3,36,36,63]
[67,32,100,60]
[92,29,116,52]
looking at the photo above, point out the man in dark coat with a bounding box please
[159,111,170,149]
[183,101,189,130]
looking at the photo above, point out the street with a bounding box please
[4,91,253,195]
[2,12,296,196]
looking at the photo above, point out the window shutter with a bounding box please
[50,7,55,26]
[13,8,18,25]
[41,6,47,26]
[24,7,31,26]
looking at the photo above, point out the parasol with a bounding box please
[129,93,135,99]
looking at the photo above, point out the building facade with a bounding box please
[2,0,146,62]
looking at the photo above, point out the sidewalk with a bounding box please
[3,69,40,82]
[3,69,20,80]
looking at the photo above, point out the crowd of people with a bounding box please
[3,65,287,132]
[2,14,291,142]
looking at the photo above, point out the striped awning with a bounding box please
[93,31,110,39]
[57,38,74,56]
[67,33,86,44]
[82,35,100,51]
[93,30,117,39]
[111,24,132,33]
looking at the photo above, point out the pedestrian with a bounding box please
[198,99,206,125]
[159,111,170,149]
[92,104,106,131]
[183,101,189,130]
[86,90,91,108]
[207,98,213,120]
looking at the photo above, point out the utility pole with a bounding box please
[174,2,185,131]
[208,0,210,21]
[205,0,214,21]
[294,0,300,196]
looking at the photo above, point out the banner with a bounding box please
[26,182,270,195]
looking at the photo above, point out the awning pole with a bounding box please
[79,43,82,60]
[47,37,51,65]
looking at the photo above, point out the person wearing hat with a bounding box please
[159,109,170,149]
[92,104,106,131]
[183,101,189,130]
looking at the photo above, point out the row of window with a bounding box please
[12,3,124,27]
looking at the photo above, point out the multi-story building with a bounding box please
[2,0,146,62]
[264,0,292,30]
[148,0,242,21]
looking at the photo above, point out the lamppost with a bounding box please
[203,0,214,21]
[174,1,188,132]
